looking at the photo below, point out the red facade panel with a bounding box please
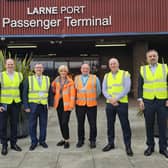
[0,0,168,36]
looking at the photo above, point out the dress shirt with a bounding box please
[37,76,42,86]
[149,63,157,74]
[7,71,14,80]
[102,71,131,101]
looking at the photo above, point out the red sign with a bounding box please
[1,0,168,36]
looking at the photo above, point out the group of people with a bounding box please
[0,49,167,158]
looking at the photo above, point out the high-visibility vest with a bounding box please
[105,70,129,103]
[0,71,23,104]
[28,75,50,105]
[75,74,97,107]
[140,63,168,100]
[52,76,75,111]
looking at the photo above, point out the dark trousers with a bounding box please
[57,99,71,140]
[143,99,167,150]
[76,105,97,142]
[29,103,48,145]
[0,102,20,147]
[106,103,132,147]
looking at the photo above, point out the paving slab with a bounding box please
[0,98,168,168]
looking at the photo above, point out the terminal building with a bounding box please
[0,0,168,97]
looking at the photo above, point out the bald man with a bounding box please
[102,58,133,156]
[74,64,101,148]
[0,59,23,155]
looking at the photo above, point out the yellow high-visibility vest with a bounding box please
[28,75,50,105]
[140,63,168,100]
[105,70,130,103]
[0,71,23,104]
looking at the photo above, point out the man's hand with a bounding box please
[138,100,145,111]
[48,106,53,110]
[109,98,119,106]
[165,100,168,107]
[0,106,5,112]
[24,108,31,112]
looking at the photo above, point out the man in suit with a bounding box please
[0,58,22,155]
[138,49,168,158]
[102,58,133,156]
[23,63,53,151]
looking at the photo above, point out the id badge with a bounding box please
[39,92,44,97]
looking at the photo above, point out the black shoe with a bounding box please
[144,147,154,156]
[76,141,84,148]
[64,142,70,149]
[1,146,8,155]
[102,144,115,152]
[159,149,168,158]
[11,144,22,152]
[57,140,65,146]
[40,142,48,148]
[29,144,37,151]
[126,146,134,156]
[90,142,96,149]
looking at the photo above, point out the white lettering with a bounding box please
[10,20,17,28]
[33,8,39,15]
[27,6,58,15]
[65,16,112,27]
[27,8,33,15]
[2,18,62,30]
[61,6,86,14]
[2,18,10,27]
[2,16,111,29]
[39,7,45,14]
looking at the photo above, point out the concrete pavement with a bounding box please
[0,98,168,168]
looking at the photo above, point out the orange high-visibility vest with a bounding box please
[75,74,97,107]
[52,76,75,111]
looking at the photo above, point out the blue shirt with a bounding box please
[102,71,131,100]
[149,63,157,74]
[81,75,101,97]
